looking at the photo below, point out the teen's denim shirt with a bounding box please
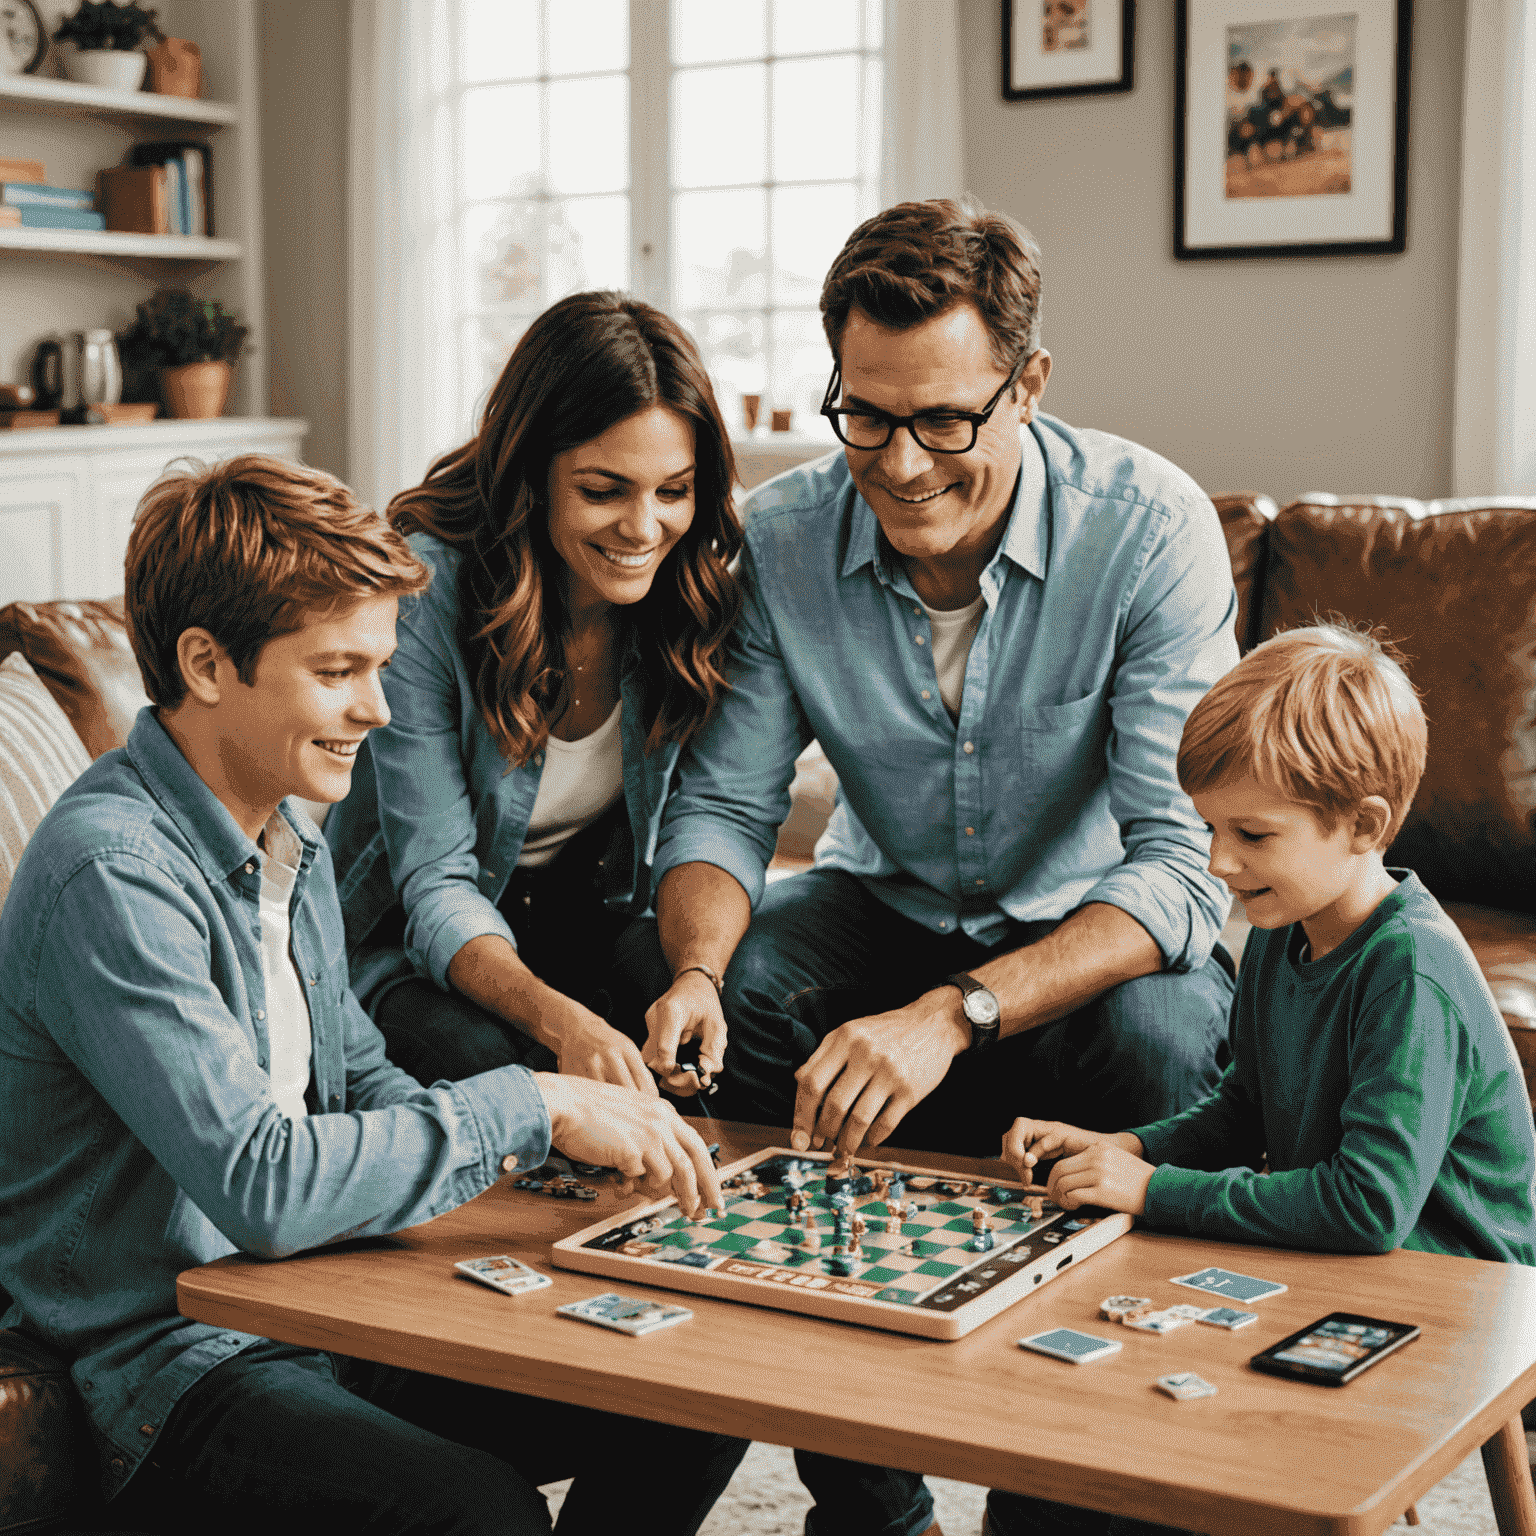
[327,534,682,1012]
[0,711,551,1500]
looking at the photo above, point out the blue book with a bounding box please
[17,206,107,231]
[1,182,95,209]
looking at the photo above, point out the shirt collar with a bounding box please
[125,706,321,886]
[839,423,1051,587]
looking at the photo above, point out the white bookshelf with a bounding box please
[0,72,237,126]
[0,227,241,262]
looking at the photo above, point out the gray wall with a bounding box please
[258,0,349,480]
[960,0,1465,506]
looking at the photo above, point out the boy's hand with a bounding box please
[1046,1142,1156,1217]
[642,970,726,1095]
[534,1073,724,1218]
[553,1006,657,1097]
[1001,1118,1123,1183]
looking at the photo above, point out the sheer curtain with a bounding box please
[1452,0,1536,496]
[881,0,965,208]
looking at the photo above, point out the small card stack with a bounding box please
[1155,1372,1218,1401]
[454,1255,551,1296]
[558,1292,694,1336]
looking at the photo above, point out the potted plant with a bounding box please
[118,289,248,420]
[53,1,163,92]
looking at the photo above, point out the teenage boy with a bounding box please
[991,624,1536,1536]
[0,456,743,1535]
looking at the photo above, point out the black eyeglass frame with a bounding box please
[819,353,1030,454]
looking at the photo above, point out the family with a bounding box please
[2,196,1532,1536]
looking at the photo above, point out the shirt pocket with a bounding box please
[1010,690,1107,778]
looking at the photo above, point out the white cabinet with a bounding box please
[0,417,307,603]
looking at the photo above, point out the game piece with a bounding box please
[1199,1306,1259,1331]
[884,1215,902,1235]
[827,1255,855,1278]
[672,1059,719,1096]
[1099,1295,1153,1322]
[1018,1328,1122,1365]
[1124,1308,1196,1335]
[705,1143,721,1167]
[1164,1304,1207,1321]
[557,1293,693,1336]
[1170,1267,1287,1304]
[1155,1372,1218,1401]
[454,1255,552,1296]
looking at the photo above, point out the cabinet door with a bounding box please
[0,470,82,605]
[82,453,186,600]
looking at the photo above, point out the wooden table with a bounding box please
[178,1122,1536,1536]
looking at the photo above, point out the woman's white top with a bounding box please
[516,700,625,868]
[919,592,986,719]
[256,811,313,1121]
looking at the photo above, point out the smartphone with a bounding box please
[1249,1311,1419,1386]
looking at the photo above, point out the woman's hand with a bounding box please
[551,1003,658,1096]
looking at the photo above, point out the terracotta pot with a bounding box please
[65,49,148,91]
[161,361,231,420]
[147,37,201,98]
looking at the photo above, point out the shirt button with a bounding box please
[244,862,256,875]
[255,1009,265,1020]
[82,1380,94,1391]
[963,741,975,754]
[534,754,544,766]
[309,974,319,986]
[975,878,985,886]
[965,826,975,836]
[921,689,932,701]
[329,1093,341,1107]
[140,1423,156,1436]
[938,920,948,930]
[914,634,925,645]
[912,605,921,615]
[501,1155,518,1173]
[257,1057,267,1068]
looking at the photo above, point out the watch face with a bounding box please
[1,0,45,74]
[964,988,1001,1026]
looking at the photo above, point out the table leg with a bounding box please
[1482,1416,1536,1536]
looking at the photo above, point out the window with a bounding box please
[452,0,883,438]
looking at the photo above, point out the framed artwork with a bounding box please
[1174,0,1413,260]
[1002,0,1135,102]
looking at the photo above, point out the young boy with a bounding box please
[991,623,1536,1536]
[0,456,742,1534]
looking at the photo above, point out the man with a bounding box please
[0,456,742,1534]
[643,196,1239,1168]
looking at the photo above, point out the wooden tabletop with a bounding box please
[178,1121,1536,1536]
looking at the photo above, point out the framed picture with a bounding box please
[1002,0,1135,102]
[1175,0,1412,260]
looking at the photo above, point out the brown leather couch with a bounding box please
[4,490,1536,1530]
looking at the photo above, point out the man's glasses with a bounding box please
[819,354,1028,454]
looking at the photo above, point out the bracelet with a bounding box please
[674,962,724,997]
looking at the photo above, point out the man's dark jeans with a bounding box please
[107,1340,747,1535]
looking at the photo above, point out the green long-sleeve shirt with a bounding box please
[1134,872,1536,1263]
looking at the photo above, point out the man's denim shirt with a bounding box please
[0,710,551,1499]
[326,533,683,1011]
[654,415,1239,968]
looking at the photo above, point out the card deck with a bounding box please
[1170,1267,1287,1303]
[454,1255,552,1296]
[1199,1306,1259,1330]
[1099,1295,1152,1321]
[1124,1308,1196,1335]
[1155,1372,1218,1401]
[1018,1327,1122,1364]
[557,1292,694,1336]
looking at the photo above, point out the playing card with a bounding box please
[557,1292,694,1336]
[1170,1266,1287,1303]
[1124,1308,1196,1334]
[1155,1372,1218,1400]
[1199,1306,1259,1330]
[1018,1327,1122,1364]
[454,1255,552,1296]
[1099,1295,1152,1321]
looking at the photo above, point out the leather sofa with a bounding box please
[4,489,1536,1531]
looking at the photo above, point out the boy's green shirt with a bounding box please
[1134,872,1536,1263]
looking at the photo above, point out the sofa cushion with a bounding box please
[1256,496,1536,912]
[0,652,92,913]
[0,1329,90,1535]
[1211,492,1279,654]
[0,599,147,762]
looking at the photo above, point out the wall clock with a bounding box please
[1,0,46,75]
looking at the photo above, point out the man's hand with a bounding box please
[642,970,726,1096]
[534,1074,724,1218]
[552,1005,657,1097]
[790,988,969,1159]
[1045,1140,1156,1217]
[1000,1118,1137,1184]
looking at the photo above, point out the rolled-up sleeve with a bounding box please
[369,552,519,989]
[1080,492,1238,970]
[652,537,813,909]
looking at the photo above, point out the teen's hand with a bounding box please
[534,1074,724,1217]
[1000,1119,1129,1183]
[552,1006,657,1097]
[789,988,969,1160]
[1046,1142,1156,1217]
[642,970,726,1096]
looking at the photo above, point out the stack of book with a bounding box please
[0,158,105,231]
[97,142,211,236]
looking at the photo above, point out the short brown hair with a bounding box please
[126,454,431,707]
[1178,623,1428,844]
[820,196,1043,370]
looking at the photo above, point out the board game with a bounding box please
[551,1148,1132,1340]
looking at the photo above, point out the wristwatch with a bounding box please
[945,972,1001,1053]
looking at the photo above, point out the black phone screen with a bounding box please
[1250,1312,1419,1385]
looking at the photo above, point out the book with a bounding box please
[0,207,21,228]
[16,207,106,231]
[128,141,211,236]
[97,165,169,235]
[0,158,45,185]
[0,183,95,210]
[163,157,184,234]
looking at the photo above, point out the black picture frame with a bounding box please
[1002,0,1135,103]
[1174,0,1413,260]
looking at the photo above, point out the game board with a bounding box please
[552,1148,1132,1340]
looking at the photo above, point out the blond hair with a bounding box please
[1178,623,1427,843]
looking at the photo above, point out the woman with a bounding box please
[328,291,741,1089]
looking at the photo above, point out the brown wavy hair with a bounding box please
[388,292,743,765]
